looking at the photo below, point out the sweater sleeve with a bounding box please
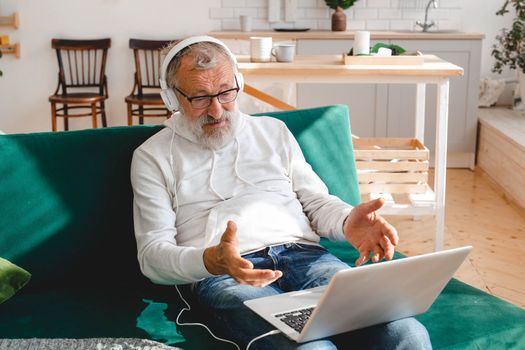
[130,147,213,285]
[283,127,353,241]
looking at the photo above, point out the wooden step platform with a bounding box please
[477,108,525,210]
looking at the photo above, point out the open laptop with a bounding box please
[244,245,472,343]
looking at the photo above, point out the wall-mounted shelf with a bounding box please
[0,12,19,29]
[0,12,20,58]
[0,43,20,58]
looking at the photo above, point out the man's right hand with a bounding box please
[203,221,282,288]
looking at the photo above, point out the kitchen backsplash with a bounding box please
[210,0,462,31]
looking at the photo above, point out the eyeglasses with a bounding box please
[175,77,240,110]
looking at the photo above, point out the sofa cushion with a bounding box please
[0,285,231,349]
[0,257,31,304]
[0,288,149,339]
[0,126,162,291]
[418,279,525,349]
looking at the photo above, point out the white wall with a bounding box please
[0,0,516,133]
[0,0,222,133]
[462,0,518,103]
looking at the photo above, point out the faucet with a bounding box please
[415,0,438,32]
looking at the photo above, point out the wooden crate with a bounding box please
[353,137,429,194]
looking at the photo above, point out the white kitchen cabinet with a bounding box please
[296,38,482,168]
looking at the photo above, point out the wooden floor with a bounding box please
[388,168,525,309]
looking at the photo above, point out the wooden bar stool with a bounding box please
[125,38,176,125]
[49,38,111,132]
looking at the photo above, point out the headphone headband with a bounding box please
[159,35,243,112]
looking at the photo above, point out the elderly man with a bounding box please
[131,36,432,349]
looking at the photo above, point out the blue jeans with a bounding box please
[192,243,432,350]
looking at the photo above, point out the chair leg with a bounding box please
[51,103,57,132]
[139,105,144,125]
[63,104,69,131]
[91,103,98,128]
[100,101,107,127]
[127,103,133,126]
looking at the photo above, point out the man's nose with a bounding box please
[207,97,223,119]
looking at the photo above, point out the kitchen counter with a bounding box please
[236,54,464,79]
[208,30,485,41]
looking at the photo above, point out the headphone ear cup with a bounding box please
[160,88,179,112]
[167,89,179,111]
[236,72,244,92]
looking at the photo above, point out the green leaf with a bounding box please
[324,0,358,10]
[369,43,406,56]
[492,0,525,73]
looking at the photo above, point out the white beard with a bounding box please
[179,106,240,150]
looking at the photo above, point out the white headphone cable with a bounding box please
[174,285,281,350]
[245,329,282,350]
[174,284,241,349]
[168,112,180,213]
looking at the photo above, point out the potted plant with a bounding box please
[324,0,359,32]
[492,0,525,108]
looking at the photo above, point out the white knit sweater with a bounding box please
[130,111,352,285]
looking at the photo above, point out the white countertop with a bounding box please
[209,31,485,41]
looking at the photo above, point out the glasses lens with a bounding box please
[217,89,239,104]
[191,97,212,109]
[187,88,239,109]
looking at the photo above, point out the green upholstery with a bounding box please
[0,105,524,349]
[0,126,160,291]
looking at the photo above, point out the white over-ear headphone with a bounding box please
[159,35,244,112]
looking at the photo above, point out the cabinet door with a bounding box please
[388,40,479,160]
[296,39,388,137]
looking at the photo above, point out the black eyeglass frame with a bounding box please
[174,76,240,109]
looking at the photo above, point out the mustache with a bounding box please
[201,115,228,125]
[198,109,236,127]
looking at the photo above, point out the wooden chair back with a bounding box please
[51,38,111,95]
[129,39,176,95]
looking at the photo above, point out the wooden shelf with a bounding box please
[0,43,20,58]
[0,12,19,29]
[363,184,437,216]
[0,12,20,58]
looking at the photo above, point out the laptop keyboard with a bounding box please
[275,307,315,333]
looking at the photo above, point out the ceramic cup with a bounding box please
[271,43,295,62]
[250,36,272,62]
[240,15,252,32]
[353,30,370,56]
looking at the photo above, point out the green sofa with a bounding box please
[1,104,524,349]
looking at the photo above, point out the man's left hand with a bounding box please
[343,198,399,267]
